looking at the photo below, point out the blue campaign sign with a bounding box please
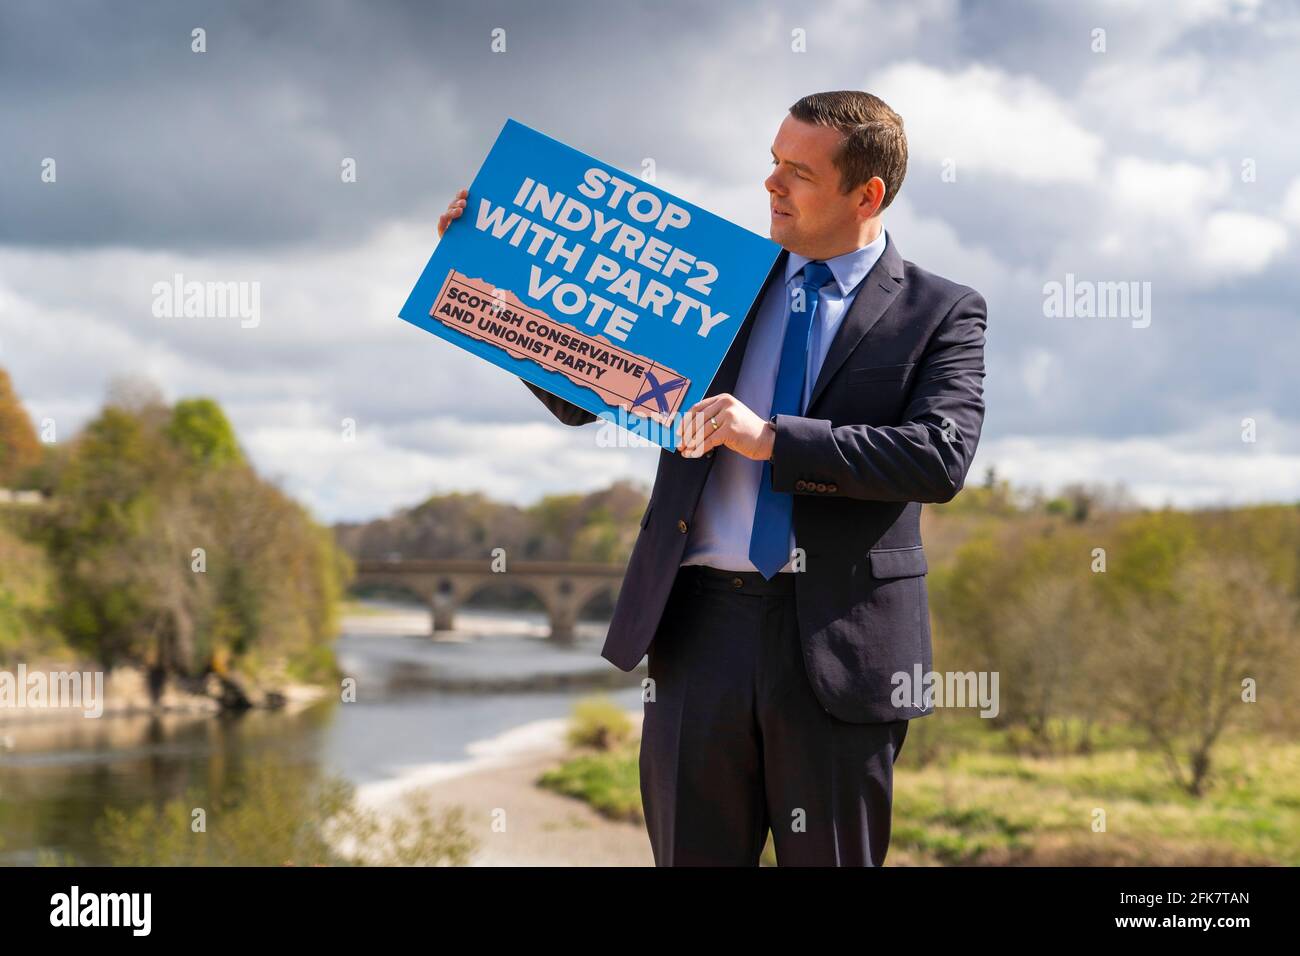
[398,118,780,450]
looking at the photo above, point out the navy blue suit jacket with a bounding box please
[525,236,988,723]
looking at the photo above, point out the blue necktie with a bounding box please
[748,260,835,579]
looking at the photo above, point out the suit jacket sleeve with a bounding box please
[770,289,987,504]
[522,379,599,427]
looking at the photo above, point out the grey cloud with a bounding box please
[2,0,1298,520]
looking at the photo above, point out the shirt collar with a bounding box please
[785,228,888,297]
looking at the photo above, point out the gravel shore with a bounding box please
[353,708,653,867]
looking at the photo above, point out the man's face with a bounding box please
[765,114,867,258]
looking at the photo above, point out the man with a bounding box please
[437,90,988,866]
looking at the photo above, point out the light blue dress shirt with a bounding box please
[680,229,889,573]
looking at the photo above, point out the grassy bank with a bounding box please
[538,708,1300,866]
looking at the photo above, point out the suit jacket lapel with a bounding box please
[804,235,905,414]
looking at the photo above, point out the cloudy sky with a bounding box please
[3,0,1298,522]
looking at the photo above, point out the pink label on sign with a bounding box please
[431,269,691,425]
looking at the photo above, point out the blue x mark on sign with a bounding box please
[634,371,687,415]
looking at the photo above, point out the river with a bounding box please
[0,600,644,865]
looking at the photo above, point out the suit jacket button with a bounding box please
[815,482,827,492]
[827,483,838,493]
[677,519,688,533]
[795,480,807,491]
[731,576,744,589]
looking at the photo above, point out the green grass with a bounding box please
[536,739,642,824]
[565,695,636,750]
[890,717,1300,865]
[538,710,1300,866]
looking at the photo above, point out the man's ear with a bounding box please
[858,177,886,220]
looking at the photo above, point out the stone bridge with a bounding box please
[352,559,627,642]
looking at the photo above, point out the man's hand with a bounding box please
[437,187,468,238]
[676,393,775,461]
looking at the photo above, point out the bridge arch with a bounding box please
[350,559,627,643]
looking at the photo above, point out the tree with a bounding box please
[1104,554,1300,796]
[167,398,243,468]
[46,385,347,687]
[931,521,1108,751]
[1044,480,1139,522]
[0,523,57,661]
[0,368,41,487]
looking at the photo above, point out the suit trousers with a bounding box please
[639,563,909,866]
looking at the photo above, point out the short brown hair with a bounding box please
[788,90,908,210]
